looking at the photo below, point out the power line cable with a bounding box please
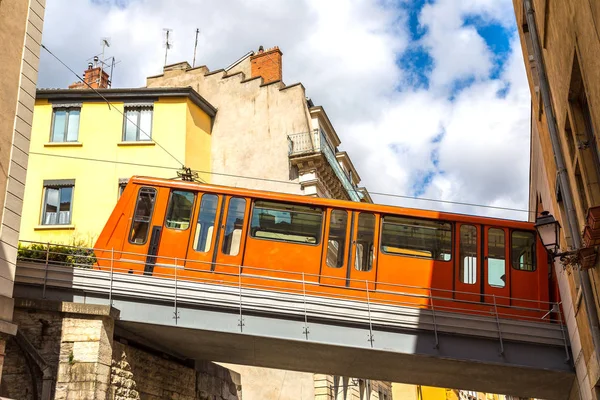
[41,44,193,178]
[29,151,532,214]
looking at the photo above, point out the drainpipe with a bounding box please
[524,0,600,363]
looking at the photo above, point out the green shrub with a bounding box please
[17,240,97,268]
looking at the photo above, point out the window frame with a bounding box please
[249,199,324,246]
[128,186,157,245]
[510,229,537,272]
[40,180,75,226]
[50,107,81,143]
[379,214,453,262]
[164,190,196,231]
[122,105,154,142]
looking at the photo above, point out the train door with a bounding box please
[454,223,480,303]
[154,190,197,271]
[483,227,510,307]
[213,196,251,275]
[118,186,168,275]
[347,211,378,290]
[185,193,224,272]
[319,209,352,287]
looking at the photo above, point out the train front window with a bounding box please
[488,228,506,288]
[511,231,536,271]
[354,213,375,272]
[327,210,348,268]
[194,194,219,253]
[460,225,477,284]
[380,216,452,261]
[250,200,323,245]
[222,197,246,256]
[165,191,195,230]
[128,187,157,245]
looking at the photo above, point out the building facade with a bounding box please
[512,0,600,399]
[20,82,215,245]
[0,0,45,386]
[146,46,370,202]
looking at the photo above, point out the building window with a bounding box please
[118,179,129,199]
[41,180,74,225]
[51,108,80,142]
[123,106,153,141]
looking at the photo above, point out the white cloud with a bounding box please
[38,0,531,220]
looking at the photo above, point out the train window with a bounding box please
[355,213,375,272]
[165,191,195,230]
[250,200,323,245]
[128,187,157,245]
[194,194,219,253]
[326,210,348,268]
[222,197,246,256]
[460,225,477,284]
[380,216,452,261]
[511,231,536,271]
[487,228,506,288]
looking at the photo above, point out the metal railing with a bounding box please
[287,130,363,202]
[15,240,570,360]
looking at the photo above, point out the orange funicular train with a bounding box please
[94,176,558,322]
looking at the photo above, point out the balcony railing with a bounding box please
[288,130,363,202]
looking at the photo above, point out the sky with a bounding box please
[37,0,532,221]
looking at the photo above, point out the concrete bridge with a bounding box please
[13,258,575,400]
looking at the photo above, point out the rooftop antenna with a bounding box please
[192,28,200,68]
[100,38,110,87]
[163,28,173,67]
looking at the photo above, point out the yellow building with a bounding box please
[20,83,215,246]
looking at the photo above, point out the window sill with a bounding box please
[34,225,75,231]
[117,141,155,147]
[44,142,83,147]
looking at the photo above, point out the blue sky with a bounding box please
[39,0,530,219]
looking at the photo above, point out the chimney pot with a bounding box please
[258,45,264,53]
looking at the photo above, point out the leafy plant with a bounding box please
[17,239,97,268]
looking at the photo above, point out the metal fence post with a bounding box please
[173,258,179,324]
[238,264,244,332]
[366,280,374,347]
[430,291,439,349]
[492,295,504,355]
[302,272,309,340]
[42,242,50,299]
[109,248,114,307]
[557,302,570,363]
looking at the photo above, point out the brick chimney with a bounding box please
[69,62,110,89]
[250,46,283,84]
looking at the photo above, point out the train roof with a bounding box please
[128,176,535,230]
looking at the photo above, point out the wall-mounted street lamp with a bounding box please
[534,211,577,259]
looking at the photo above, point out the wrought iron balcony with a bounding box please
[288,130,363,202]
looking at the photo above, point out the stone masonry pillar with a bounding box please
[54,303,117,400]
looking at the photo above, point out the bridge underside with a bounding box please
[14,263,575,399]
[115,319,573,400]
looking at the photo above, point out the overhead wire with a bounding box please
[29,151,533,215]
[38,45,532,215]
[41,43,205,182]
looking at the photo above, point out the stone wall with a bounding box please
[111,342,241,400]
[2,299,241,400]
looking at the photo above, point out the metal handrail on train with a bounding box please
[15,240,571,360]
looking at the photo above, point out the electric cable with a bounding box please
[29,151,533,214]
